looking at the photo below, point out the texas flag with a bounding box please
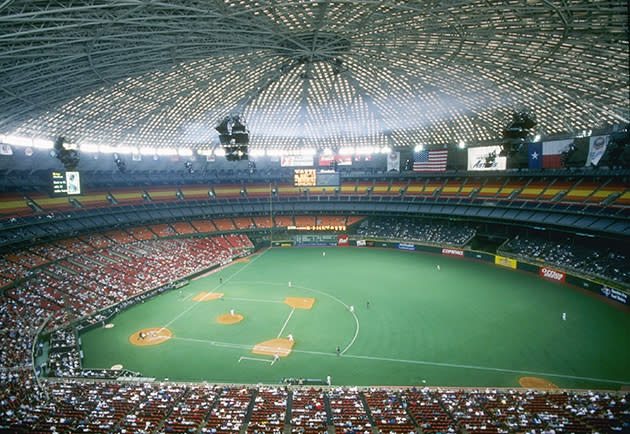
[528,139,573,168]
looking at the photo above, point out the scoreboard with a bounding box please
[293,168,340,187]
[293,168,317,187]
[52,171,81,196]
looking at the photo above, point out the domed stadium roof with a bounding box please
[0,0,628,153]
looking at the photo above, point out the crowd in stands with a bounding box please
[501,236,630,286]
[1,223,629,431]
[0,382,628,433]
[0,231,253,421]
[355,217,476,247]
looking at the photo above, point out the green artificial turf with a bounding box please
[80,247,630,389]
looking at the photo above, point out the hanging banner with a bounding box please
[467,145,506,170]
[387,151,400,172]
[586,135,608,167]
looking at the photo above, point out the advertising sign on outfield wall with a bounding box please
[600,286,628,305]
[337,235,349,246]
[442,248,464,257]
[539,267,566,282]
[495,255,517,269]
[397,243,416,251]
[356,240,366,247]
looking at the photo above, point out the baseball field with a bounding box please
[79,247,630,390]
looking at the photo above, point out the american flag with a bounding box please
[413,149,448,172]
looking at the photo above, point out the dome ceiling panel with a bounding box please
[0,0,627,151]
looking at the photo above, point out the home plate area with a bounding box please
[252,338,295,357]
[247,296,314,360]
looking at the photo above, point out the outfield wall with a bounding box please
[347,238,629,309]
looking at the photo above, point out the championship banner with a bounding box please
[539,267,565,282]
[387,151,400,172]
[586,135,608,167]
[281,155,314,167]
[467,145,506,171]
[442,248,464,257]
[337,235,349,246]
[495,255,517,269]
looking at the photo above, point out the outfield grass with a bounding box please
[80,247,630,389]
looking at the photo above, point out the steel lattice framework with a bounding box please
[0,0,628,152]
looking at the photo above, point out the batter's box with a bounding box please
[284,297,315,309]
[252,338,294,357]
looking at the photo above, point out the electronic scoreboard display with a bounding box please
[52,171,81,196]
[293,168,317,187]
[293,169,340,187]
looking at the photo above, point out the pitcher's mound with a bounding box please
[284,297,315,309]
[130,328,172,346]
[519,377,558,389]
[217,313,244,324]
[193,292,224,301]
[252,338,294,357]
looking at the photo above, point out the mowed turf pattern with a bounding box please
[80,247,630,389]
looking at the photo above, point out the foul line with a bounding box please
[277,307,295,338]
[239,356,272,365]
[224,297,284,304]
[168,336,628,385]
[157,250,267,332]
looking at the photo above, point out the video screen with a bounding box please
[52,171,81,196]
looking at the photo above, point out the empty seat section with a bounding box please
[538,179,574,201]
[356,181,373,195]
[563,180,599,202]
[191,220,217,232]
[276,182,301,197]
[496,179,526,198]
[180,184,212,200]
[109,187,146,205]
[145,185,178,202]
[441,179,463,196]
[588,181,627,203]
[422,180,443,196]
[405,179,425,196]
[127,225,155,240]
[372,181,390,195]
[459,179,483,197]
[274,215,294,227]
[213,183,243,199]
[213,218,236,231]
[245,183,273,198]
[477,179,504,198]
[149,223,175,237]
[0,192,31,216]
[75,189,111,208]
[171,221,198,235]
[252,216,273,228]
[340,180,356,194]
[518,179,551,200]
[294,215,316,226]
[233,216,255,229]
